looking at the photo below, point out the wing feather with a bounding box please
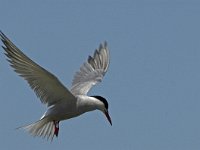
[71,42,109,95]
[0,31,75,106]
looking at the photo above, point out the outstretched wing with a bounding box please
[71,42,110,96]
[0,31,76,107]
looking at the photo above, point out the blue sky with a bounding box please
[1,0,200,149]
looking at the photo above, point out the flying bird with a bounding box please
[0,31,112,140]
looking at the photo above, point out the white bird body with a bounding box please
[0,31,112,140]
[42,95,104,121]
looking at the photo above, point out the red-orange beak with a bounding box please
[104,111,112,126]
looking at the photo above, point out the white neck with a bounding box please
[76,95,104,114]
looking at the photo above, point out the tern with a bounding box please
[0,31,112,140]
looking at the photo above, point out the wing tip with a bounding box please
[99,41,108,51]
[0,30,7,41]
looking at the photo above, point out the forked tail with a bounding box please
[17,118,60,141]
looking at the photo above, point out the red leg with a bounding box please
[53,120,60,137]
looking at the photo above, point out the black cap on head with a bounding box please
[91,96,108,109]
[91,95,112,126]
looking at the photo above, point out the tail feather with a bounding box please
[18,118,56,140]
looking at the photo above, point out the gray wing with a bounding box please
[71,42,109,96]
[0,31,76,107]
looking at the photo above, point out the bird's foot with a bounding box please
[53,120,60,137]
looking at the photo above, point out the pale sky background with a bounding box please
[1,0,200,150]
